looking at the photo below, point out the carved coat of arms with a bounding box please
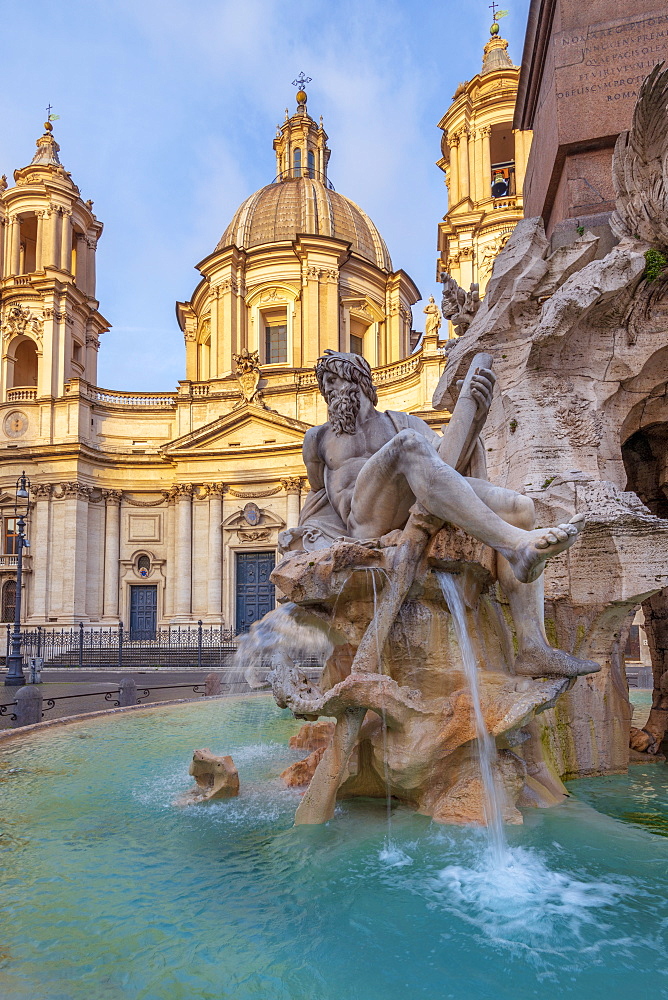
[232,349,266,408]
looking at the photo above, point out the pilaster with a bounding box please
[27,484,51,622]
[206,484,224,620]
[57,482,91,622]
[281,478,302,528]
[102,490,122,620]
[173,484,194,620]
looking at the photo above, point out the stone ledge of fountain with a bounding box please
[270,530,572,825]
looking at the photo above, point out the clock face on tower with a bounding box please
[3,411,28,438]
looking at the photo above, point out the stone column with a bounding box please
[174,485,194,619]
[472,130,483,204]
[164,497,176,618]
[47,207,60,268]
[207,485,224,620]
[85,332,100,384]
[35,211,45,271]
[87,236,97,297]
[448,137,460,206]
[514,130,530,192]
[75,233,88,292]
[458,129,470,201]
[0,219,5,278]
[102,490,122,620]
[28,484,51,622]
[60,210,72,272]
[481,127,492,201]
[10,217,21,275]
[184,325,197,380]
[282,477,302,529]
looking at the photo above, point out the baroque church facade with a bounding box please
[0,30,528,635]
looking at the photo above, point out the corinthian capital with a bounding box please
[31,483,52,499]
[101,489,123,506]
[281,477,302,494]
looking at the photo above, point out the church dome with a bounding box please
[216,176,392,271]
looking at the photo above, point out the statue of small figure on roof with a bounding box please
[423,295,442,338]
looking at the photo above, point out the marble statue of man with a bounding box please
[288,349,597,679]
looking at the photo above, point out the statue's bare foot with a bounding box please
[507,514,585,584]
[514,644,600,678]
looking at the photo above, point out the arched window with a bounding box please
[307,151,315,178]
[2,580,16,623]
[293,148,302,178]
[12,340,38,388]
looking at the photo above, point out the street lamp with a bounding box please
[4,471,31,686]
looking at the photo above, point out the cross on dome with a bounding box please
[292,72,312,89]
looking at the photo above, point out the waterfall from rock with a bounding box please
[437,571,508,862]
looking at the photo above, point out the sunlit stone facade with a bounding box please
[0,98,447,631]
[436,25,532,311]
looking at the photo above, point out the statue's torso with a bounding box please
[319,411,404,524]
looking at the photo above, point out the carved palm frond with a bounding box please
[610,62,668,247]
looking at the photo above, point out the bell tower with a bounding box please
[436,18,532,305]
[0,118,109,404]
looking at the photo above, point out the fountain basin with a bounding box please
[0,695,666,999]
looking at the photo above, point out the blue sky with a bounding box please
[1,0,529,391]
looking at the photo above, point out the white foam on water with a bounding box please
[378,840,414,867]
[230,740,284,765]
[430,844,631,956]
[132,741,288,811]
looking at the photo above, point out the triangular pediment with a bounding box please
[162,403,312,456]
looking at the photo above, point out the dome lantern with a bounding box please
[215,80,392,268]
[272,74,330,185]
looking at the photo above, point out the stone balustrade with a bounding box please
[6,387,37,402]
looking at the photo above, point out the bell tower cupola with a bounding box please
[0,116,110,402]
[273,73,331,185]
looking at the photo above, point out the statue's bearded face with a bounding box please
[321,374,360,435]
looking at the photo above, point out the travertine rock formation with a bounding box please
[270,537,569,825]
[434,65,668,774]
[288,720,336,751]
[177,749,240,804]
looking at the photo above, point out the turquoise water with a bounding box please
[629,687,652,728]
[1,696,667,1000]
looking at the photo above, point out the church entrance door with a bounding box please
[235,551,275,632]
[130,585,157,639]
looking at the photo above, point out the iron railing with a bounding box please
[7,622,241,670]
[0,681,210,726]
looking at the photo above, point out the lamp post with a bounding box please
[4,471,30,686]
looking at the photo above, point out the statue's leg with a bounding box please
[467,479,599,678]
[349,430,584,584]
